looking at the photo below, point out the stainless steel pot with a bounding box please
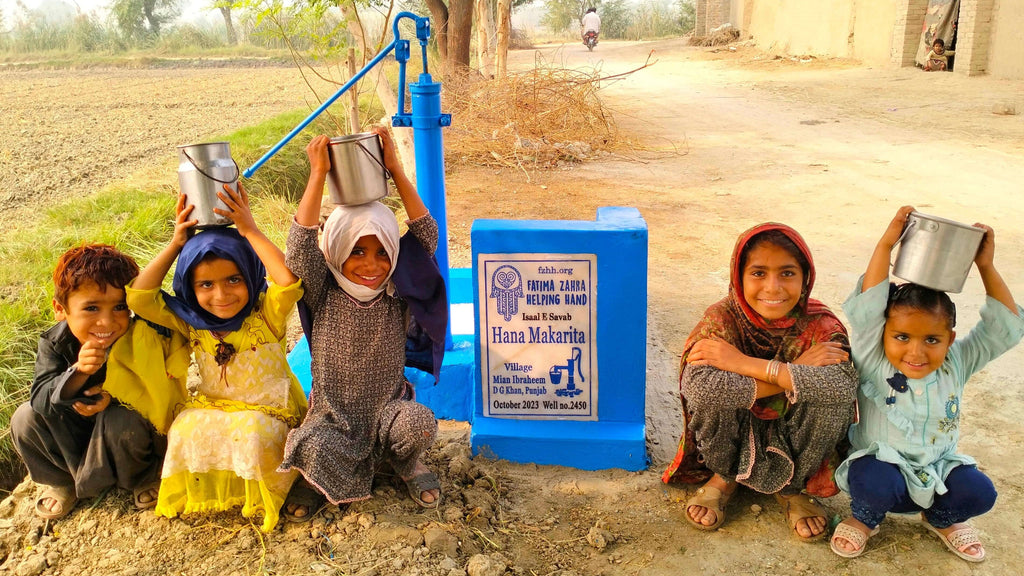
[892,211,984,293]
[326,133,390,206]
[177,142,238,228]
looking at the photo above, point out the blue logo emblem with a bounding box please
[490,265,524,321]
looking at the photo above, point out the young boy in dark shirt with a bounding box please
[11,244,187,520]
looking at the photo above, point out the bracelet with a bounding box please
[766,359,781,386]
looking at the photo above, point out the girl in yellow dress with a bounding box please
[127,185,307,532]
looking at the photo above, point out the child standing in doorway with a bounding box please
[128,186,307,532]
[830,206,1023,562]
[12,244,187,520]
[279,126,446,519]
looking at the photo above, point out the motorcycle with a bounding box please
[583,31,598,51]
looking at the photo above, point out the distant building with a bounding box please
[695,0,1024,79]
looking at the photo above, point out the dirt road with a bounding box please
[2,39,1024,576]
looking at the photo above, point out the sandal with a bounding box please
[923,520,986,563]
[133,481,160,510]
[34,485,78,520]
[403,471,442,509]
[284,479,325,523]
[684,480,735,531]
[775,492,828,542]
[829,520,880,558]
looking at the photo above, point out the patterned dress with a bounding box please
[127,282,308,532]
[280,215,439,504]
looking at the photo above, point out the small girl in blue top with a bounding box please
[830,206,1023,562]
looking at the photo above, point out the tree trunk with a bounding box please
[347,47,360,134]
[423,0,450,65]
[475,0,495,78]
[495,0,511,77]
[218,6,238,45]
[339,4,417,184]
[446,0,474,78]
[143,0,159,35]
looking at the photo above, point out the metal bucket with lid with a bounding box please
[326,133,391,206]
[892,211,984,293]
[177,142,239,228]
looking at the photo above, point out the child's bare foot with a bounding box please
[285,502,309,519]
[685,474,737,530]
[402,460,441,508]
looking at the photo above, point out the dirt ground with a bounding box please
[3,38,1024,576]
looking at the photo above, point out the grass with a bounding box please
[0,108,343,467]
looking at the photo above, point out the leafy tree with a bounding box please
[111,0,181,43]
[540,0,589,34]
[677,0,694,33]
[212,0,239,45]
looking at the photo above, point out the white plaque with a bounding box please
[478,253,598,420]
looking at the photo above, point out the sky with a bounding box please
[1,0,211,20]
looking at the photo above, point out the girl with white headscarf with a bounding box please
[279,127,445,520]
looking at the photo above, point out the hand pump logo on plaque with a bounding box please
[478,254,598,420]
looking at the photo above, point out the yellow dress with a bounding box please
[127,281,308,532]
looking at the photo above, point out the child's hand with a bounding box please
[973,223,995,269]
[371,125,402,176]
[171,193,198,249]
[216,182,258,238]
[793,342,849,367]
[306,135,331,176]
[879,205,915,249]
[73,385,111,416]
[75,340,109,376]
[687,338,746,371]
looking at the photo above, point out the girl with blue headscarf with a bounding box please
[127,187,307,532]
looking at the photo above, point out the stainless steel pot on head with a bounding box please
[326,133,391,206]
[892,211,984,293]
[177,142,239,228]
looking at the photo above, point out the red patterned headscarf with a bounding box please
[680,222,845,367]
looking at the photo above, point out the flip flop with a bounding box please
[923,521,986,563]
[684,482,735,531]
[775,492,828,542]
[34,485,77,520]
[283,479,325,523]
[829,520,880,558]
[133,481,160,510]
[403,471,442,509]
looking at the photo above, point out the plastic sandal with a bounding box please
[684,482,735,531]
[133,481,160,510]
[775,492,828,542]
[829,520,880,558]
[283,479,325,523]
[923,521,986,563]
[34,485,77,520]
[403,471,442,509]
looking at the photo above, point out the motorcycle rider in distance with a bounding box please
[581,7,601,46]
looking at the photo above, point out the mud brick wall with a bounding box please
[956,0,995,76]
[891,0,930,67]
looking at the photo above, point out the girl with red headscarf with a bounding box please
[662,223,858,541]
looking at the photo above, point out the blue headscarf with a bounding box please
[164,227,267,332]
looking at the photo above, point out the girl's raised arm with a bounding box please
[862,205,915,292]
[135,194,197,290]
[217,183,297,287]
[295,135,331,228]
[373,126,427,221]
[973,224,1018,314]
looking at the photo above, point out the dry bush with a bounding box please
[692,25,741,47]
[443,59,619,173]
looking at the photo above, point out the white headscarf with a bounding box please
[320,202,400,302]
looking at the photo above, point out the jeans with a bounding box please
[847,455,996,529]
